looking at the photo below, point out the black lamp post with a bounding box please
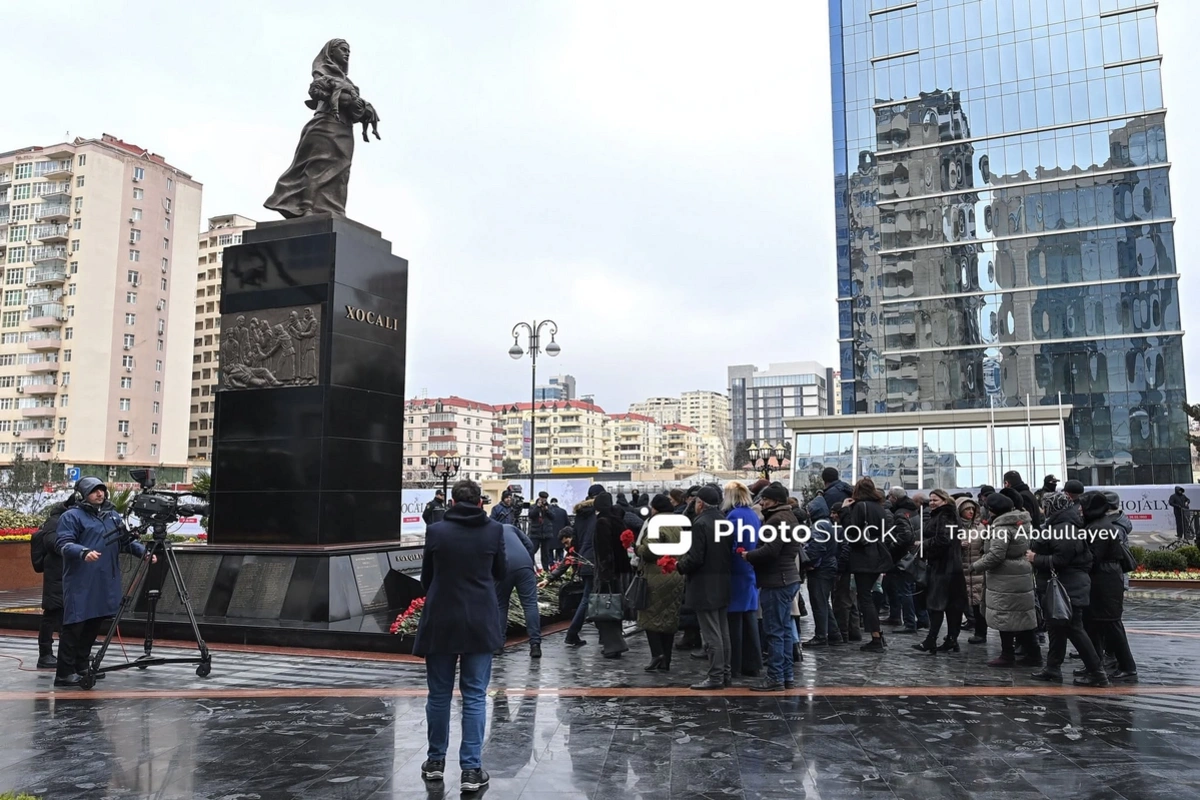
[429,454,461,520]
[747,441,790,481]
[508,320,560,503]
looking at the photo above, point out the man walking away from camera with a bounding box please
[677,485,733,689]
[414,479,506,792]
[547,497,570,564]
[497,523,542,659]
[54,478,151,687]
[31,495,74,669]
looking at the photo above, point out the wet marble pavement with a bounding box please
[0,595,1196,799]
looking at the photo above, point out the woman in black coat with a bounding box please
[1029,492,1107,686]
[1081,492,1137,682]
[841,477,894,651]
[592,492,631,658]
[914,489,968,653]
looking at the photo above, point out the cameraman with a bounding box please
[54,478,154,688]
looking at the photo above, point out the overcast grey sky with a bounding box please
[4,1,1197,411]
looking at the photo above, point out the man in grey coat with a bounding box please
[676,485,732,690]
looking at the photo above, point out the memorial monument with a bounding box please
[140,40,422,648]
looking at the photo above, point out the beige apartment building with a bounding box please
[628,396,682,426]
[501,399,610,473]
[662,423,701,471]
[403,396,503,484]
[188,214,257,466]
[627,390,731,471]
[0,134,200,481]
[608,412,663,472]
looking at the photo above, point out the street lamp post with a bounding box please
[747,441,790,482]
[509,320,560,504]
[428,454,461,522]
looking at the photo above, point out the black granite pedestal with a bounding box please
[185,215,414,645]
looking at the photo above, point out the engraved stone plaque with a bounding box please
[351,552,388,612]
[226,557,296,618]
[158,553,222,616]
[218,304,321,391]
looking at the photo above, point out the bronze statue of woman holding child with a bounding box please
[265,39,381,219]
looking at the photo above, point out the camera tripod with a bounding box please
[80,520,212,690]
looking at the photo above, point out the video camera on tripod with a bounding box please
[127,468,209,529]
[79,468,213,690]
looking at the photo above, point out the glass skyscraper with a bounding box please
[830,0,1187,485]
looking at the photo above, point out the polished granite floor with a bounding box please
[0,594,1196,799]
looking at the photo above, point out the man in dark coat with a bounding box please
[414,479,506,791]
[744,484,803,691]
[1003,470,1043,527]
[883,487,918,632]
[1169,486,1191,541]
[527,492,554,569]
[31,496,72,669]
[1035,474,1059,508]
[489,490,520,527]
[498,523,541,659]
[422,489,446,526]
[821,467,853,510]
[1082,493,1137,682]
[546,498,570,562]
[563,484,605,647]
[676,484,732,689]
[55,477,149,687]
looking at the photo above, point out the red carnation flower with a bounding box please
[620,529,635,549]
[736,547,747,555]
[657,556,678,574]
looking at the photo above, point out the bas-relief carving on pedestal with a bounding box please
[218,305,321,391]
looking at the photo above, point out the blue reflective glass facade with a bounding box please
[830,0,1188,485]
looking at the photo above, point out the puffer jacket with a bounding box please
[971,510,1037,632]
[572,499,597,577]
[804,497,838,573]
[1087,512,1126,622]
[744,504,802,589]
[957,498,986,607]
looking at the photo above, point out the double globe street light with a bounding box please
[747,441,790,482]
[509,320,560,504]
[428,454,461,523]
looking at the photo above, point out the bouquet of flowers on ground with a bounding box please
[388,596,426,635]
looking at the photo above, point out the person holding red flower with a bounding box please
[634,494,685,671]
[591,491,631,657]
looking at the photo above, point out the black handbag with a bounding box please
[624,573,649,611]
[897,549,928,587]
[586,583,624,622]
[1045,570,1072,624]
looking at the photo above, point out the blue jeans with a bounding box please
[566,575,593,641]
[883,571,916,630]
[425,652,492,770]
[497,566,541,645]
[761,584,799,684]
[806,570,838,640]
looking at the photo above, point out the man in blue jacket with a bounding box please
[54,477,149,687]
[498,523,541,658]
[414,479,506,793]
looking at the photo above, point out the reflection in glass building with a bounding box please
[830,0,1188,485]
[789,407,1067,492]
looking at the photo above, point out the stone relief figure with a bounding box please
[219,306,321,390]
[264,39,381,219]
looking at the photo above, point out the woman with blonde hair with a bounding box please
[723,481,763,679]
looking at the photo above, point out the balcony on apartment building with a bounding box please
[26,265,68,288]
[25,332,61,351]
[20,405,55,418]
[33,204,69,223]
[16,427,55,440]
[32,223,69,244]
[35,161,72,181]
[19,381,57,395]
[24,359,58,374]
[30,246,68,266]
[26,303,64,328]
[36,183,71,203]
[0,172,10,187]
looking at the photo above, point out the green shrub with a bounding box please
[0,509,46,529]
[1129,545,1148,567]
[1143,549,1188,572]
[1176,545,1200,569]
[0,792,43,800]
